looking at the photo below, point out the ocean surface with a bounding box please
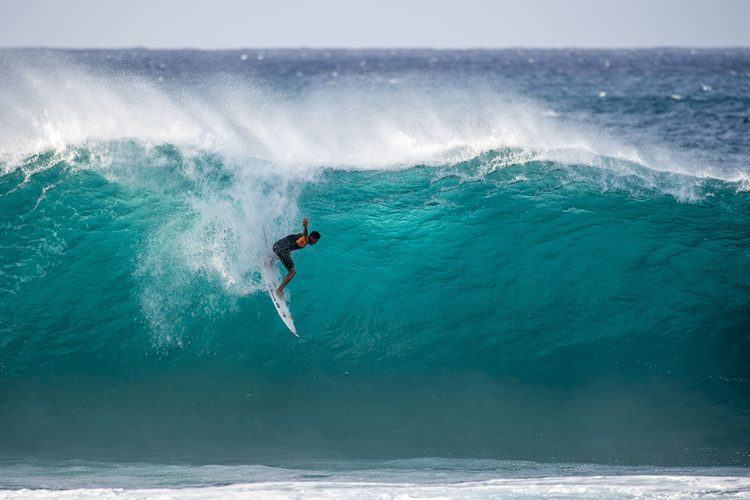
[1,48,749,497]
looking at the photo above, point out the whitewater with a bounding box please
[1,48,749,497]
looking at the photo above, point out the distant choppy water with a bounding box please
[0,48,749,494]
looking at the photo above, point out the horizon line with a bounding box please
[3,45,750,52]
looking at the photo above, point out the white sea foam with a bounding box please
[2,475,749,499]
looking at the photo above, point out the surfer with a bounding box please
[272,217,320,298]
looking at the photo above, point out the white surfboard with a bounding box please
[261,259,299,336]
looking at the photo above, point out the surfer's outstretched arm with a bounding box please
[302,217,309,239]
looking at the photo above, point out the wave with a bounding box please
[2,143,744,332]
[2,142,749,464]
[1,51,749,466]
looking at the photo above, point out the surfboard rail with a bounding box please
[261,259,299,336]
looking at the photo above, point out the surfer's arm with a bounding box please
[302,217,309,238]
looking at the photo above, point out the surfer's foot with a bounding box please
[276,288,284,298]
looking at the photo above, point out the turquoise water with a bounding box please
[0,49,749,475]
[2,147,748,465]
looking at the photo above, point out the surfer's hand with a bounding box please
[302,217,309,228]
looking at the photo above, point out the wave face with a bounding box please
[0,49,749,467]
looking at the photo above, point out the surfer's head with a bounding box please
[309,231,321,245]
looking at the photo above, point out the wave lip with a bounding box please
[0,49,737,183]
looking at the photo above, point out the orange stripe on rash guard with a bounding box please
[296,235,308,248]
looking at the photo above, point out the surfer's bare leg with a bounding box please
[276,267,296,297]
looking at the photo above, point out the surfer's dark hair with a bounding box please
[310,231,321,240]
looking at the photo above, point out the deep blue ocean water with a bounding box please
[0,48,749,494]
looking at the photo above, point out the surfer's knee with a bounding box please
[289,267,296,276]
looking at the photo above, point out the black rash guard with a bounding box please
[272,233,305,271]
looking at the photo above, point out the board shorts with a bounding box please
[273,242,295,271]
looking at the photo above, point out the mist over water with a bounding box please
[0,49,749,483]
